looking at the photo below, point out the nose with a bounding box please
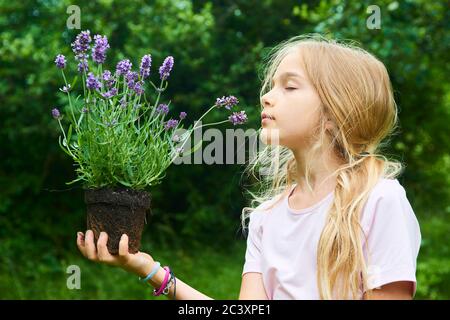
[261,92,274,108]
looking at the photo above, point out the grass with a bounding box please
[415,215,450,299]
[1,214,448,299]
[0,235,247,300]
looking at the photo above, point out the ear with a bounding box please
[325,119,335,131]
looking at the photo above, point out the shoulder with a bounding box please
[370,178,406,199]
[364,178,409,214]
[247,192,285,227]
[248,199,274,224]
[361,178,420,237]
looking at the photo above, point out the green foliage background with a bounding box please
[0,0,448,299]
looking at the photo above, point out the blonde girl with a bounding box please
[76,35,421,300]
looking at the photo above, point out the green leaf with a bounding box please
[113,176,132,187]
[127,166,134,180]
[77,113,84,128]
[181,139,203,156]
[94,90,106,100]
[58,136,72,157]
[67,124,73,143]
[66,175,85,185]
[70,76,78,89]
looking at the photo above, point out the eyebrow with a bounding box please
[271,72,304,84]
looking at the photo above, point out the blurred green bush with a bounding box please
[0,0,448,299]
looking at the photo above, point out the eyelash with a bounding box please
[269,83,297,91]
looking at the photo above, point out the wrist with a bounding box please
[137,261,154,278]
[132,256,156,278]
[147,265,166,288]
[137,260,164,288]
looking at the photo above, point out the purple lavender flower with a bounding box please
[92,34,110,64]
[71,30,91,57]
[124,71,144,94]
[86,72,101,90]
[71,30,91,73]
[102,70,115,88]
[175,147,184,155]
[106,119,118,127]
[228,111,247,125]
[216,95,239,109]
[216,96,225,105]
[133,81,144,95]
[140,54,152,79]
[225,96,239,109]
[102,70,112,81]
[59,84,71,93]
[172,134,180,142]
[125,71,138,86]
[164,119,179,130]
[77,59,89,73]
[156,103,169,114]
[119,97,127,108]
[179,111,187,120]
[159,56,174,80]
[116,59,132,76]
[52,108,61,119]
[102,88,118,99]
[55,54,66,69]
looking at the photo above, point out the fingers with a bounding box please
[84,230,98,261]
[97,232,114,263]
[77,230,129,266]
[76,232,86,257]
[118,234,130,262]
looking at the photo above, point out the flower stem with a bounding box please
[169,104,218,163]
[149,80,164,120]
[61,70,77,129]
[193,104,217,126]
[57,119,76,159]
[195,119,229,129]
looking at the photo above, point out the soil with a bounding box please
[84,187,151,255]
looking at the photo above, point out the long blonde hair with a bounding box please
[241,34,403,299]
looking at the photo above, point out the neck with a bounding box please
[292,146,342,195]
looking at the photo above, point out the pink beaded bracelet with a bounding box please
[153,266,171,296]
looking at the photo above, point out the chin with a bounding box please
[259,127,282,146]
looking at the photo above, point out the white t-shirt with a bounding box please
[242,178,422,299]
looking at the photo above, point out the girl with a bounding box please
[76,35,421,300]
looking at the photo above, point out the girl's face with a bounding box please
[260,50,323,150]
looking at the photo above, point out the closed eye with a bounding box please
[285,87,297,91]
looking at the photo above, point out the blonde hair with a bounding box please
[240,34,403,299]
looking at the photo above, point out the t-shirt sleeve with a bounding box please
[361,180,422,297]
[242,210,265,276]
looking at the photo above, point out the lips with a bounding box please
[261,112,275,120]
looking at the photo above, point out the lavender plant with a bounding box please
[53,30,247,190]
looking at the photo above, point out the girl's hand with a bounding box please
[76,230,155,278]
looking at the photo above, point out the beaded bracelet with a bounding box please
[163,270,176,299]
[157,269,176,299]
[162,272,175,295]
[173,272,177,300]
[153,266,171,296]
[138,261,161,283]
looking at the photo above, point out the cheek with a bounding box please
[285,93,321,131]
[278,93,322,145]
